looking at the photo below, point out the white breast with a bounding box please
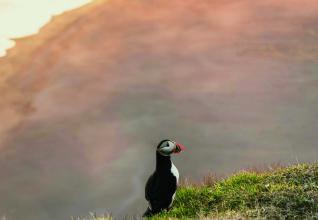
[171,162,179,183]
[169,162,179,208]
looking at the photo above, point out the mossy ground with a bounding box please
[82,163,318,219]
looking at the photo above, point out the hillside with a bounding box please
[1,0,318,219]
[90,163,318,219]
[154,163,318,219]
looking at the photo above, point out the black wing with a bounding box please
[145,173,155,201]
[145,172,177,211]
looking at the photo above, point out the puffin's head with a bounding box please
[156,139,186,156]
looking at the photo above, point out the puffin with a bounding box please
[143,139,186,217]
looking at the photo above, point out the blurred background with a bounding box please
[0,0,318,219]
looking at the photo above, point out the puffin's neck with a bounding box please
[156,152,172,172]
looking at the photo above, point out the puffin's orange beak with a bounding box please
[174,143,186,153]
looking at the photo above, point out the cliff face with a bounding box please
[0,0,318,219]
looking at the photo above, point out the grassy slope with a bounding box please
[150,163,318,219]
[91,163,318,219]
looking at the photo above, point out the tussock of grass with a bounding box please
[149,163,318,219]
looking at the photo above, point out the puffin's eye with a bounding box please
[166,142,169,147]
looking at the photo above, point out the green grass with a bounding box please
[84,163,318,219]
[149,163,318,219]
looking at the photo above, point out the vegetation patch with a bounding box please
[83,163,318,219]
[149,163,318,219]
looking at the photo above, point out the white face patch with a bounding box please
[157,140,176,156]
